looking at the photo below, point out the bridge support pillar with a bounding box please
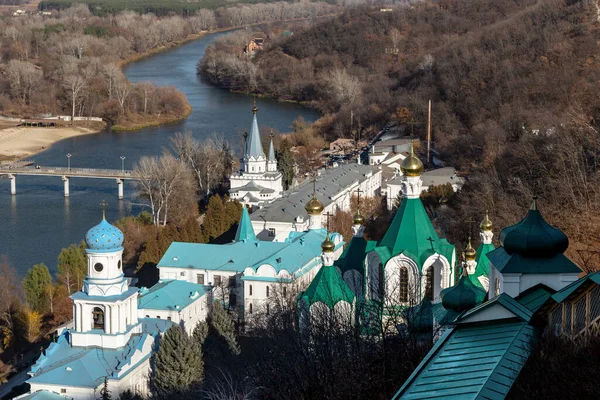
[8,174,15,195]
[117,179,123,200]
[62,176,69,197]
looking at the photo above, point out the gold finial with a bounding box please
[353,188,364,225]
[464,236,476,261]
[530,195,538,211]
[321,233,335,253]
[305,174,324,215]
[480,210,493,232]
[401,142,424,177]
[100,200,108,220]
[252,96,258,114]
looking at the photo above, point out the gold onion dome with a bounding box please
[464,237,476,261]
[321,233,335,253]
[480,212,493,232]
[305,195,324,215]
[353,211,364,225]
[401,143,424,177]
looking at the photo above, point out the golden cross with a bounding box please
[324,211,333,230]
[355,187,363,214]
[408,117,420,138]
[100,200,108,219]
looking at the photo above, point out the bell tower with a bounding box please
[70,202,140,349]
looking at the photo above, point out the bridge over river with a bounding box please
[0,166,136,198]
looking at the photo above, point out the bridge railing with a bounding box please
[0,166,136,179]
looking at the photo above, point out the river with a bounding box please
[0,31,319,276]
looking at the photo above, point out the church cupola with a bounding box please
[464,237,477,275]
[352,189,365,238]
[401,143,424,199]
[441,269,487,313]
[321,233,336,267]
[243,99,266,174]
[305,178,324,230]
[82,203,127,296]
[480,211,493,245]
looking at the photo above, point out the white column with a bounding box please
[73,303,77,332]
[105,305,111,334]
[117,179,123,200]
[8,174,15,195]
[119,304,125,332]
[62,176,69,197]
[77,304,83,331]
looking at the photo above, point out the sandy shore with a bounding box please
[0,124,105,161]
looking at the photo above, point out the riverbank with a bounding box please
[0,122,106,161]
[111,104,193,132]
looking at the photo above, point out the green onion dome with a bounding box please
[499,197,568,257]
[441,275,487,312]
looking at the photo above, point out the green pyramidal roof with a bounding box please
[470,242,495,289]
[335,236,377,275]
[234,207,256,242]
[377,198,454,269]
[299,266,355,309]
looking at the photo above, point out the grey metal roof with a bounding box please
[388,167,462,187]
[230,181,267,193]
[246,113,265,158]
[251,164,379,223]
[268,137,276,161]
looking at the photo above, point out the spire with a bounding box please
[245,100,265,159]
[353,188,364,227]
[234,207,256,242]
[268,129,276,162]
[100,200,107,220]
[530,195,538,211]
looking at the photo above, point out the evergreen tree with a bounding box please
[276,138,295,190]
[99,377,112,400]
[152,326,203,397]
[117,390,143,400]
[22,263,52,313]
[193,321,209,344]
[209,301,240,355]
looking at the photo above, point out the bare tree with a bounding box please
[6,60,42,105]
[102,63,120,99]
[63,73,88,121]
[171,131,232,198]
[134,153,196,226]
[114,77,132,115]
[325,68,362,105]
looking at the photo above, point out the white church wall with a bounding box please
[385,255,420,306]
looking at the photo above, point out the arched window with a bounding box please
[249,285,253,296]
[495,277,501,296]
[399,267,409,302]
[283,287,287,297]
[266,286,270,297]
[249,303,253,314]
[266,304,270,315]
[424,268,434,301]
[92,307,104,330]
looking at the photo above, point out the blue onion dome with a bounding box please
[499,197,568,258]
[441,275,487,312]
[85,217,124,252]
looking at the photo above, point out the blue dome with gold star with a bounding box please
[85,218,124,252]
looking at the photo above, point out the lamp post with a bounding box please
[66,153,71,172]
[120,156,126,173]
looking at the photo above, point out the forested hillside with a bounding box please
[201,0,600,269]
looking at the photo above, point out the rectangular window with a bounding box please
[266,286,270,297]
[228,276,236,287]
[268,228,276,237]
[180,272,185,277]
[61,389,67,394]
[197,274,205,285]
[167,316,171,321]
[214,275,222,287]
